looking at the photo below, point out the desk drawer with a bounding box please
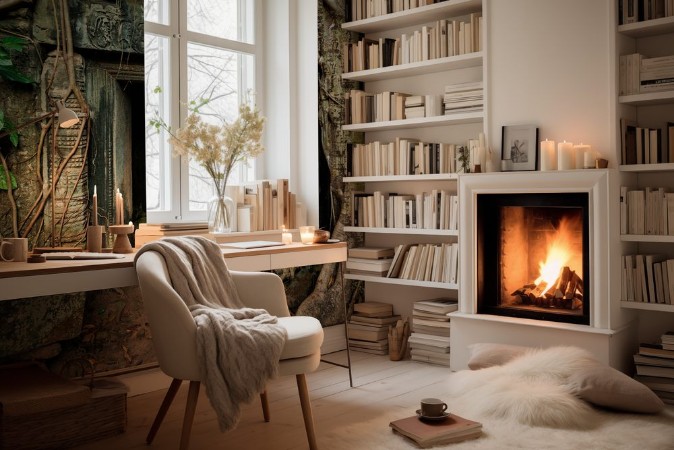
[224,255,270,271]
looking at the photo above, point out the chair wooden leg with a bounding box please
[147,378,183,444]
[260,389,270,422]
[296,374,318,450]
[179,381,201,450]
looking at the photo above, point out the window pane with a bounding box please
[186,42,254,211]
[187,0,254,43]
[144,33,172,212]
[144,0,169,25]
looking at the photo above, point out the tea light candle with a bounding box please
[540,139,557,171]
[557,140,574,170]
[282,228,292,245]
[574,143,590,169]
[92,185,98,226]
[299,226,315,245]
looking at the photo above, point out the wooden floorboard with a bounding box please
[75,351,451,450]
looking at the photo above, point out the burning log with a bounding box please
[511,266,582,311]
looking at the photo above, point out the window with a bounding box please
[144,0,257,222]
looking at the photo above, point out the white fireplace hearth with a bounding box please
[450,170,637,372]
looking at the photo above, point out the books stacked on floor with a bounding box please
[409,298,458,366]
[389,412,482,447]
[633,334,674,405]
[347,247,395,277]
[348,301,400,355]
[443,81,483,114]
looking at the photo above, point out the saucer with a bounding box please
[415,409,450,422]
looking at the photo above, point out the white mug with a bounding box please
[1,237,29,262]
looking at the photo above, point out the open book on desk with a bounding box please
[44,252,127,260]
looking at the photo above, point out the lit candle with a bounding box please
[540,139,557,171]
[557,140,574,170]
[281,227,292,245]
[299,226,315,245]
[574,143,590,169]
[92,185,98,226]
[116,188,123,225]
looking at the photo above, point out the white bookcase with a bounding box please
[341,0,486,319]
[616,9,674,312]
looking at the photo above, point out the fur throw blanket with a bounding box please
[135,236,287,431]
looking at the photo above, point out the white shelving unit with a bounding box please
[341,0,486,319]
[616,8,674,312]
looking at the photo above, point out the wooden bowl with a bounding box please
[313,229,330,243]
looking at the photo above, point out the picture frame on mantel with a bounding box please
[501,125,538,171]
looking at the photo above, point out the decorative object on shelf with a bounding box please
[313,229,330,243]
[281,228,293,245]
[501,125,538,172]
[595,158,608,169]
[388,318,409,361]
[540,139,557,171]
[109,223,134,254]
[457,145,471,173]
[0,237,29,262]
[557,140,574,170]
[300,226,315,244]
[152,103,265,234]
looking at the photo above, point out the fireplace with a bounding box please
[449,171,637,372]
[476,193,590,325]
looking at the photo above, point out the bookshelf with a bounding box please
[341,0,486,322]
[616,3,674,311]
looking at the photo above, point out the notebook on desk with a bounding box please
[219,241,285,249]
[43,252,127,260]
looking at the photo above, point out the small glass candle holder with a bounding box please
[299,226,315,245]
[282,228,293,245]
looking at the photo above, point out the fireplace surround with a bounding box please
[450,170,637,371]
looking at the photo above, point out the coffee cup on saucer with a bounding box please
[419,398,448,418]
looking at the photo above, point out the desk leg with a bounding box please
[341,260,353,388]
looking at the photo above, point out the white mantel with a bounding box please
[450,170,637,372]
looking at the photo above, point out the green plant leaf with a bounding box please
[0,65,32,83]
[153,86,162,93]
[9,131,18,147]
[0,36,28,51]
[0,170,18,190]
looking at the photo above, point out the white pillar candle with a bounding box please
[299,226,315,245]
[574,143,590,169]
[540,139,557,171]
[557,140,574,170]
[584,150,596,169]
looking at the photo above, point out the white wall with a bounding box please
[486,0,613,164]
[261,0,319,227]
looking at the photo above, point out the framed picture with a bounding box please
[501,125,538,171]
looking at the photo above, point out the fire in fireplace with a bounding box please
[476,193,590,325]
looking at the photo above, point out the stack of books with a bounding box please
[619,53,674,95]
[389,413,482,447]
[443,81,483,114]
[633,333,674,405]
[620,252,674,304]
[346,247,395,277]
[348,301,400,355]
[404,95,426,119]
[408,298,458,366]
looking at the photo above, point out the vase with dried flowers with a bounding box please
[155,103,265,233]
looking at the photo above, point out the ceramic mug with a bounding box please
[1,237,29,262]
[420,398,448,417]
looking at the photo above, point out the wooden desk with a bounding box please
[0,242,347,301]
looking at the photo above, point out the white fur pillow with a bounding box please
[467,343,531,369]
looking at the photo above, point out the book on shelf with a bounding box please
[346,257,394,272]
[347,326,389,342]
[412,324,451,337]
[634,354,674,368]
[348,247,395,259]
[635,365,674,379]
[350,314,402,326]
[414,297,458,314]
[353,301,394,318]
[639,343,674,359]
[662,331,674,345]
[389,413,482,448]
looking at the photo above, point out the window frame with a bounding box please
[144,0,261,223]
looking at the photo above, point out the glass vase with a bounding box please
[208,194,234,234]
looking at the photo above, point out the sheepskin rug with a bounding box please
[446,346,598,428]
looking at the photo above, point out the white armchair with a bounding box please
[135,250,324,450]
